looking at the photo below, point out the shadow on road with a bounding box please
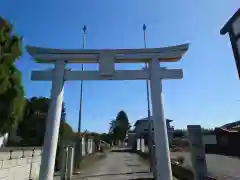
[110,148,135,153]
[129,178,154,180]
[74,170,153,179]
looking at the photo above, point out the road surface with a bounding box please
[171,152,240,179]
[72,149,153,180]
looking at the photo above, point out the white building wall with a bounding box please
[134,120,174,144]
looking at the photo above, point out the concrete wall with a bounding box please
[0,147,42,180]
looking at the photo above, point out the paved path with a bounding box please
[72,149,153,180]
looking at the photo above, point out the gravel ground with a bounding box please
[171,152,240,179]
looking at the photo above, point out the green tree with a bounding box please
[100,133,113,144]
[201,128,214,134]
[109,120,115,132]
[0,17,25,134]
[114,111,131,141]
[17,97,73,146]
[108,120,117,144]
[173,129,187,138]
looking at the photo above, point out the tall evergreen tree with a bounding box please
[114,110,131,141]
[0,17,25,134]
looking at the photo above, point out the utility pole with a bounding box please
[142,24,151,126]
[78,25,87,133]
[142,24,155,176]
[75,25,87,171]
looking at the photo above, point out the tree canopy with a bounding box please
[113,110,131,141]
[0,17,25,134]
[16,97,73,146]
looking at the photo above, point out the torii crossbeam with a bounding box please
[27,43,189,180]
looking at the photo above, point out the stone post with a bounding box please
[187,125,207,180]
[137,138,141,151]
[66,147,74,180]
[88,139,93,154]
[60,146,68,180]
[81,138,85,156]
[141,137,145,152]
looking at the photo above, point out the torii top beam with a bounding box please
[26,43,189,64]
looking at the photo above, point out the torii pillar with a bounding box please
[39,61,66,180]
[150,57,172,179]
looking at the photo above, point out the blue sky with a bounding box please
[1,0,240,133]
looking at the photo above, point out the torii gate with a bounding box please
[27,43,189,180]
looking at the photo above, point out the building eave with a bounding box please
[220,8,240,35]
[134,117,173,126]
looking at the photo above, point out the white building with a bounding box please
[127,117,174,148]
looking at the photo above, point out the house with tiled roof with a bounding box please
[126,116,174,149]
[218,120,240,132]
[208,120,240,157]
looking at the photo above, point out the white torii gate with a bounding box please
[27,43,189,180]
